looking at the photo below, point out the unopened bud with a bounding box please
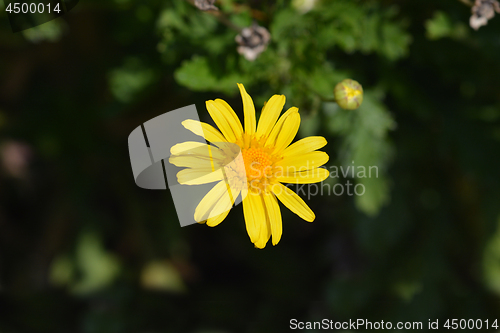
[334,79,363,110]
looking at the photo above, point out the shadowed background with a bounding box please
[1,0,500,332]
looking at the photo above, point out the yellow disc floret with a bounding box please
[242,147,272,180]
[233,135,282,193]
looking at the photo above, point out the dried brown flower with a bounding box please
[470,0,500,30]
[194,0,218,11]
[235,24,271,61]
[1,141,32,179]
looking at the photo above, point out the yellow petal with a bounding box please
[214,99,244,137]
[255,215,271,249]
[177,168,224,185]
[206,185,239,227]
[194,181,234,222]
[169,155,219,169]
[206,100,238,142]
[242,191,263,243]
[182,119,226,143]
[256,94,286,138]
[206,209,230,227]
[263,192,282,246]
[265,107,298,147]
[246,192,271,249]
[275,151,329,172]
[282,136,327,157]
[273,112,300,153]
[276,167,330,184]
[271,183,315,222]
[170,141,207,155]
[170,142,224,161]
[237,83,256,135]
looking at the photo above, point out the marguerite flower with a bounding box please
[169,84,329,248]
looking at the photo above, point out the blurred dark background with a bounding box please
[1,0,500,332]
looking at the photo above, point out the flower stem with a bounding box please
[458,0,474,6]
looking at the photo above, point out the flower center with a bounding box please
[242,147,273,181]
[346,86,362,99]
[226,133,282,193]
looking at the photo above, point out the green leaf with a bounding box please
[425,11,469,40]
[71,232,121,295]
[109,57,155,103]
[175,56,218,91]
[175,56,249,94]
[355,175,390,216]
[326,91,396,215]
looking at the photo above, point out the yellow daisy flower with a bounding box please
[169,83,329,249]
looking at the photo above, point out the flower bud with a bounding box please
[334,79,363,110]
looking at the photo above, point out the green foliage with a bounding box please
[425,11,469,40]
[22,19,64,43]
[325,91,395,215]
[109,57,156,103]
[175,56,248,94]
[271,2,411,60]
[483,215,500,295]
[50,231,122,295]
